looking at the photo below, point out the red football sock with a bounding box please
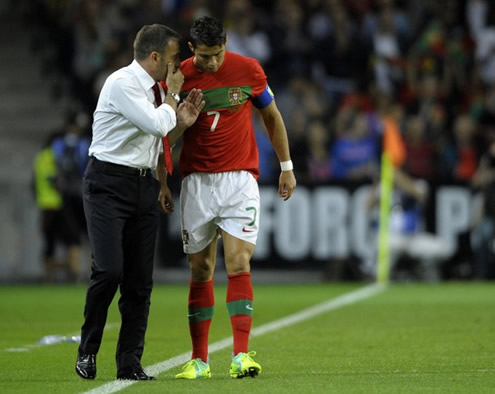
[188,279,214,363]
[226,273,253,355]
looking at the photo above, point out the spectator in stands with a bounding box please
[71,0,115,109]
[402,115,437,180]
[331,110,379,181]
[225,0,271,65]
[309,0,370,102]
[363,0,410,42]
[405,74,446,140]
[265,0,312,89]
[436,115,479,183]
[467,0,488,40]
[307,119,332,183]
[33,132,65,281]
[32,122,88,283]
[406,0,472,114]
[51,111,91,281]
[367,1,409,96]
[275,74,328,120]
[452,114,478,181]
[468,0,495,86]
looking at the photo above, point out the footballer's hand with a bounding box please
[158,185,174,214]
[177,89,205,128]
[279,170,296,201]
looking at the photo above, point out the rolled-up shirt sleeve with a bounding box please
[110,77,176,137]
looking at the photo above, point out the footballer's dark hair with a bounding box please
[133,24,181,61]
[189,16,226,48]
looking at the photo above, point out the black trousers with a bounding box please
[79,157,160,370]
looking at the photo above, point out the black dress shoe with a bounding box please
[117,365,155,380]
[75,352,96,379]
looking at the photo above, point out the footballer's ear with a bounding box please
[187,42,195,53]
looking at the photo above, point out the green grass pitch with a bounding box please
[0,282,494,393]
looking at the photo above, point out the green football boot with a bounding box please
[175,358,211,379]
[229,351,262,379]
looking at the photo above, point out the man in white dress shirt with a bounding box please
[75,24,204,381]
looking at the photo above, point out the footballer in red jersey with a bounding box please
[164,16,296,380]
[177,50,270,178]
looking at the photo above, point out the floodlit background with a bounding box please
[1,0,495,283]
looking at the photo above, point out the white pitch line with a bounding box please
[81,283,386,394]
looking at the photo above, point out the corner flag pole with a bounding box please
[377,151,393,283]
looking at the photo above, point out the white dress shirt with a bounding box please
[89,60,176,169]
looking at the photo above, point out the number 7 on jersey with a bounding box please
[207,111,220,132]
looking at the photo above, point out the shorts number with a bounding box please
[246,206,257,226]
[207,111,220,132]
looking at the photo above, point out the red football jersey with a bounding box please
[177,51,269,179]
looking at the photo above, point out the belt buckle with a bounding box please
[138,168,147,176]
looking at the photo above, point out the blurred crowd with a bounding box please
[20,0,495,185]
[20,0,495,279]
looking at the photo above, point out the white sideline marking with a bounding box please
[5,323,120,353]
[81,283,385,394]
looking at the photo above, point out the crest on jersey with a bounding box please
[228,87,242,105]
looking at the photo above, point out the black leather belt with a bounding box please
[90,157,152,177]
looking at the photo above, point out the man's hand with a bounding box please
[177,89,205,128]
[279,170,296,201]
[166,63,184,93]
[158,184,174,214]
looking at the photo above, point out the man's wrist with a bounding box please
[167,92,181,104]
[280,160,293,172]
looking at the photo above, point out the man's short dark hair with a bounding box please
[190,16,226,48]
[133,24,181,61]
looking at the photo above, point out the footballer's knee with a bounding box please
[225,250,251,275]
[189,257,215,281]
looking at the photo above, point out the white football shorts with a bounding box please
[180,171,260,254]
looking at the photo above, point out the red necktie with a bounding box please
[152,83,173,175]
